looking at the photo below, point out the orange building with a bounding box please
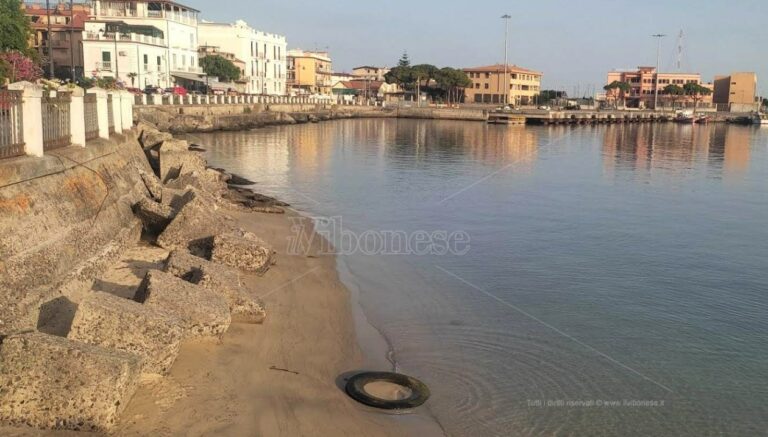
[24,2,90,79]
[606,67,713,109]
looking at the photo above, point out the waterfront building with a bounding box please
[330,72,356,86]
[463,64,542,105]
[352,66,390,82]
[198,20,287,95]
[287,50,333,96]
[332,80,383,101]
[606,67,714,109]
[82,0,201,89]
[24,1,90,79]
[713,72,758,112]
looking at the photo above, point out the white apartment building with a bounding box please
[198,20,287,95]
[83,0,201,89]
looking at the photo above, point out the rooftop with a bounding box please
[463,64,542,75]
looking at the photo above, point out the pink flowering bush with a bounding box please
[0,50,43,84]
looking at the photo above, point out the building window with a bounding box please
[485,72,490,79]
[484,83,489,89]
[475,83,480,89]
[101,51,111,70]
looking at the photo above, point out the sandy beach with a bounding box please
[114,208,444,436]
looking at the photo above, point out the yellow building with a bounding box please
[287,50,333,95]
[463,64,542,105]
[713,72,758,112]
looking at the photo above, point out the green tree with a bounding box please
[435,67,471,104]
[127,72,138,87]
[683,82,712,112]
[397,52,410,68]
[384,66,414,91]
[201,55,241,82]
[0,0,31,54]
[604,81,631,108]
[663,84,685,109]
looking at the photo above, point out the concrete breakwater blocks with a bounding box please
[158,139,207,183]
[68,292,184,375]
[139,128,172,150]
[0,332,142,432]
[133,197,175,234]
[211,231,275,275]
[139,169,163,201]
[135,271,231,339]
[157,188,231,256]
[165,250,266,324]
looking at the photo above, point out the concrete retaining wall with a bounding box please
[134,105,486,134]
[0,134,151,335]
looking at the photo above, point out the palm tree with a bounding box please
[127,72,138,87]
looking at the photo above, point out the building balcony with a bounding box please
[85,32,165,47]
[97,9,198,25]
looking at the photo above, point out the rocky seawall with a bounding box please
[135,104,487,133]
[0,123,286,433]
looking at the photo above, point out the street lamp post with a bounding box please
[69,0,75,81]
[46,0,54,79]
[652,33,666,111]
[501,14,511,107]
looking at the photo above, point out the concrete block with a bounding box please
[135,271,231,339]
[139,169,163,201]
[158,142,207,183]
[165,250,266,324]
[0,332,142,432]
[139,129,172,150]
[211,231,274,274]
[68,292,184,375]
[133,197,175,234]
[157,188,231,256]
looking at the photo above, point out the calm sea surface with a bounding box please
[190,120,768,436]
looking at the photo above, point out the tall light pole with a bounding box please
[652,33,666,111]
[46,0,54,79]
[69,0,75,81]
[502,14,511,107]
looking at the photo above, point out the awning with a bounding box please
[171,72,206,83]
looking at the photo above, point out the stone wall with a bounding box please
[134,104,486,134]
[0,136,151,336]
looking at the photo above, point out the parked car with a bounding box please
[164,86,187,96]
[143,86,162,95]
[538,105,551,110]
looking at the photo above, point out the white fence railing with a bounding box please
[2,83,134,159]
[132,93,380,107]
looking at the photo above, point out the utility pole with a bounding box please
[46,0,54,79]
[652,33,666,111]
[501,14,511,107]
[69,0,76,81]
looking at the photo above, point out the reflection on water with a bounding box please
[190,120,768,437]
[602,123,753,182]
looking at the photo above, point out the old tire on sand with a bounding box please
[345,371,430,410]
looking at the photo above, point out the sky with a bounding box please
[184,0,768,97]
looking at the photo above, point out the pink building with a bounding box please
[606,67,714,109]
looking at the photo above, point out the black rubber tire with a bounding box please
[345,372,430,410]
